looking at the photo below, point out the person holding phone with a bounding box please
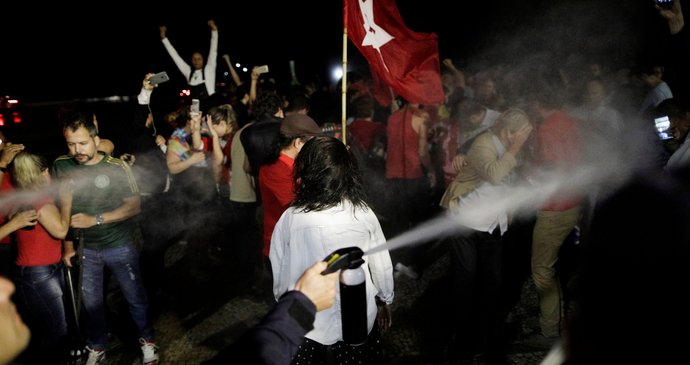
[654,99,690,173]
[165,105,220,280]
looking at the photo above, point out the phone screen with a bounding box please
[654,115,672,140]
[191,99,200,114]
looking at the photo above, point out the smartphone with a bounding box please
[656,0,674,10]
[654,115,673,140]
[256,65,269,74]
[191,99,200,114]
[148,71,170,85]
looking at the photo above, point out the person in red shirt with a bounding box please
[9,151,73,364]
[525,90,582,348]
[385,100,437,278]
[259,114,322,259]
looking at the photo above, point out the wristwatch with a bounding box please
[95,214,105,226]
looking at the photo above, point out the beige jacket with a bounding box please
[439,131,517,209]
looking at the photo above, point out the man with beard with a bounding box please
[51,113,159,365]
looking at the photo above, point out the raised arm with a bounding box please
[160,25,192,79]
[206,20,219,71]
[657,0,685,35]
[204,115,224,183]
[222,54,243,87]
[249,66,261,104]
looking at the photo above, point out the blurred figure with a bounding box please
[638,64,674,117]
[439,108,533,363]
[384,99,436,279]
[654,98,690,173]
[270,136,394,365]
[205,104,239,198]
[0,131,24,277]
[557,171,690,364]
[525,88,583,349]
[165,105,219,280]
[10,151,72,365]
[656,0,690,103]
[160,20,218,104]
[122,74,172,306]
[567,78,623,135]
[0,276,30,365]
[473,75,505,111]
[347,96,387,213]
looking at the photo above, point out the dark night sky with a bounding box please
[0,0,672,102]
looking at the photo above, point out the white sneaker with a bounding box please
[140,338,160,365]
[85,346,106,365]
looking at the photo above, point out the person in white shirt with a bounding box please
[159,20,218,104]
[270,136,394,364]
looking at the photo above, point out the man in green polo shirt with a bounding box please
[52,112,159,365]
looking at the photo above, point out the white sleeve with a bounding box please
[364,211,394,304]
[204,30,219,95]
[269,212,289,301]
[161,37,192,80]
[137,88,153,105]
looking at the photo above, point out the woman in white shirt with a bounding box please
[269,136,394,365]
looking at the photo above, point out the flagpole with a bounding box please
[342,0,348,145]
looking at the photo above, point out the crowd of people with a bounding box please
[2,2,690,364]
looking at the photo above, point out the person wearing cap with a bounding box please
[258,114,322,263]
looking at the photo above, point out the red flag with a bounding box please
[345,0,445,106]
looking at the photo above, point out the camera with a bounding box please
[148,71,170,85]
[656,0,674,10]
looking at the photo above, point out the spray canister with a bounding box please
[321,246,368,345]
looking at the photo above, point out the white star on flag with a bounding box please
[358,0,394,72]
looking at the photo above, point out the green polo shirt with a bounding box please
[52,152,139,250]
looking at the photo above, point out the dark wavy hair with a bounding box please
[292,136,367,212]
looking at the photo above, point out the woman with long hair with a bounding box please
[10,151,72,364]
[269,136,394,365]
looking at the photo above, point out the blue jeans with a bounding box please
[13,262,68,363]
[81,243,154,349]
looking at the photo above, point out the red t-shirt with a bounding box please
[15,196,63,266]
[349,119,386,152]
[258,153,295,256]
[386,107,425,179]
[536,111,582,211]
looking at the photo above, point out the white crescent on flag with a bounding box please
[358,0,394,71]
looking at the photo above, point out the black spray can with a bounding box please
[340,265,367,345]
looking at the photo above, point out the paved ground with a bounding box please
[94,241,553,365]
